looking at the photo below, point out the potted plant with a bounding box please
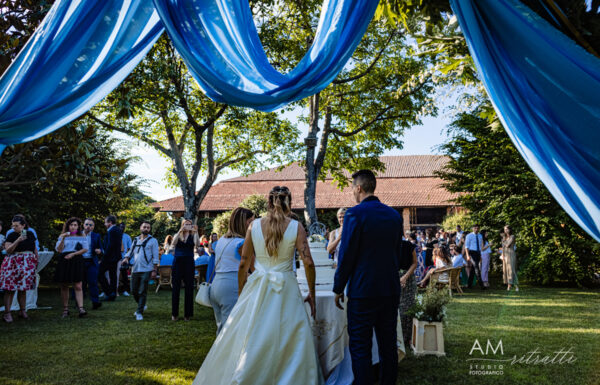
[407,286,451,356]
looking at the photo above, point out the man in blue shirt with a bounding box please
[464,224,484,289]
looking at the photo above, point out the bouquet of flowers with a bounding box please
[406,286,451,324]
[308,234,326,243]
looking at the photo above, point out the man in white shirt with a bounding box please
[464,224,485,289]
[455,225,463,245]
[122,221,159,320]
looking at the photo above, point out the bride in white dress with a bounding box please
[193,186,324,385]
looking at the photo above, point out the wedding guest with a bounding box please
[450,244,466,268]
[6,214,40,251]
[480,230,492,288]
[423,228,438,269]
[334,170,403,385]
[457,231,466,250]
[55,217,89,318]
[502,225,519,292]
[170,219,201,321]
[82,218,103,310]
[455,225,464,245]
[209,207,254,334]
[464,224,485,289]
[418,247,451,288]
[326,207,346,265]
[123,221,159,321]
[208,233,218,255]
[117,223,132,297]
[0,221,5,251]
[398,238,418,349]
[1,216,38,322]
[160,235,174,266]
[98,215,123,301]
[409,232,425,281]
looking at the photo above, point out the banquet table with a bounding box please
[300,286,405,385]
[1,251,54,311]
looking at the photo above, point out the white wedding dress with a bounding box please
[193,218,325,385]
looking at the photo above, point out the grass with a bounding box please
[0,283,598,385]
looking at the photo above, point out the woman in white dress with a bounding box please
[193,186,324,385]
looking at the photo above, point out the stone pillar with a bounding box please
[402,208,411,234]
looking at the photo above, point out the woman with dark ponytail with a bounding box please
[192,186,324,385]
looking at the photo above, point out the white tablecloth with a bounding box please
[300,286,405,384]
[1,251,54,311]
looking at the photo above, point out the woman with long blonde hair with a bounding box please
[193,186,324,385]
[170,218,200,321]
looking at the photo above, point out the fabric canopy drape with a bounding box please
[451,0,600,241]
[0,0,163,153]
[152,0,380,111]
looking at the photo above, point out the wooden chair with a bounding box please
[430,267,463,297]
[156,266,173,293]
[195,265,208,288]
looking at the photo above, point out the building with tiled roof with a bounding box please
[151,155,460,231]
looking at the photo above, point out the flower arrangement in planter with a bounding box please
[407,286,451,356]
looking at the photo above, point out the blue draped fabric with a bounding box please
[152,0,380,111]
[0,0,163,153]
[451,0,600,242]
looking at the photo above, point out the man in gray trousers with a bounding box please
[122,221,159,320]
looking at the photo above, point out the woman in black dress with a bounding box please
[423,228,438,269]
[169,219,200,321]
[55,217,89,318]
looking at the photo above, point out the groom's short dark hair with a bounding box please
[352,170,376,193]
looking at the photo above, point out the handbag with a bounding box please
[195,238,234,307]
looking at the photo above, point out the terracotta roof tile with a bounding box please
[225,155,450,182]
[151,155,457,213]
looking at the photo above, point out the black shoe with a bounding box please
[101,294,116,302]
[92,302,102,310]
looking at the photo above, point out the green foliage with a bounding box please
[0,124,140,248]
[406,285,451,323]
[211,212,230,238]
[93,34,300,220]
[150,212,180,247]
[118,192,156,233]
[240,194,268,217]
[441,212,472,233]
[437,108,600,286]
[0,0,55,74]
[210,194,268,237]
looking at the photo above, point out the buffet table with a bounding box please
[300,287,405,384]
[0,251,54,311]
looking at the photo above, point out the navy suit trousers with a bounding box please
[347,296,399,385]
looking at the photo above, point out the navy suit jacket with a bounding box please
[88,231,102,263]
[333,196,403,298]
[102,226,123,263]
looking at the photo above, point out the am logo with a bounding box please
[469,339,504,356]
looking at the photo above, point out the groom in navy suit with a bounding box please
[333,170,403,385]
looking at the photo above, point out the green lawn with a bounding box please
[0,284,598,385]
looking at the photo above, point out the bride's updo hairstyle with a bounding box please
[264,186,292,257]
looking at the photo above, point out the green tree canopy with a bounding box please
[437,107,600,286]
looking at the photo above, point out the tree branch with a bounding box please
[216,150,268,173]
[333,30,397,85]
[86,113,171,156]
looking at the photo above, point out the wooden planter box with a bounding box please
[411,318,445,356]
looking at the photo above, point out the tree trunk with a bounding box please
[303,94,320,225]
